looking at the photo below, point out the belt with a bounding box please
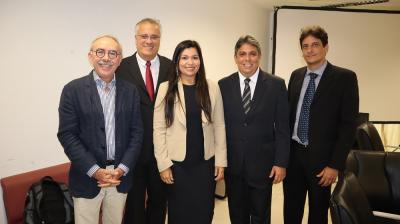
[292,140,309,150]
[105,160,115,166]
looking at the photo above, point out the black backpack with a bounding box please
[23,176,74,224]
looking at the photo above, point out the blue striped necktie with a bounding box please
[297,73,318,144]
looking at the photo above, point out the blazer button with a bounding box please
[243,123,248,127]
[100,127,105,132]
[101,145,106,149]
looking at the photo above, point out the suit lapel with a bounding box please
[115,78,126,119]
[231,73,247,117]
[201,110,208,125]
[156,56,170,96]
[291,67,307,112]
[175,80,186,127]
[313,62,335,103]
[247,70,268,116]
[85,72,105,124]
[128,53,147,93]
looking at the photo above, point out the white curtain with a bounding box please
[374,124,400,151]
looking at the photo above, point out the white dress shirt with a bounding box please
[136,53,160,88]
[238,67,260,100]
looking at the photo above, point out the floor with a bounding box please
[212,183,333,224]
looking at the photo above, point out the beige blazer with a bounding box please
[153,79,227,172]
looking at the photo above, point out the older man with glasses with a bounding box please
[116,18,173,224]
[58,35,143,224]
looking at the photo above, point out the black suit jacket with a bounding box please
[288,62,359,171]
[219,70,290,188]
[57,72,143,198]
[116,53,173,164]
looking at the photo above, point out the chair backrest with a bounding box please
[385,152,400,213]
[355,122,385,151]
[345,150,394,213]
[0,163,70,224]
[330,172,375,224]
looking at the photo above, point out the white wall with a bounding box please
[0,0,270,222]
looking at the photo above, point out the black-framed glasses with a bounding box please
[136,34,160,41]
[91,48,120,59]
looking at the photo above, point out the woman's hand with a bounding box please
[214,166,225,181]
[160,167,174,184]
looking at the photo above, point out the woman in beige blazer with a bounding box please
[153,40,227,223]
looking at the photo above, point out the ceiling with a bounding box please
[249,0,400,10]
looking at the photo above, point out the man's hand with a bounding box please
[94,168,121,188]
[111,168,125,181]
[93,168,111,183]
[269,166,286,184]
[316,166,338,187]
[160,168,174,184]
[214,166,225,181]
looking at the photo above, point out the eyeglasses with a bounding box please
[91,48,120,59]
[136,34,160,41]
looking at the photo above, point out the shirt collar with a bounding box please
[136,53,159,66]
[306,60,327,77]
[93,70,116,87]
[238,67,260,84]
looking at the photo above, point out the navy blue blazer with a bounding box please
[57,72,143,198]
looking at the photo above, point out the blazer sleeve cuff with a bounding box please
[118,163,130,176]
[157,159,174,173]
[87,164,100,177]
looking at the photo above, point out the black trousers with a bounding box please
[283,143,331,224]
[225,173,272,224]
[123,161,167,224]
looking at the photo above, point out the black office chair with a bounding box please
[356,122,385,151]
[330,172,376,224]
[345,150,394,213]
[343,151,400,223]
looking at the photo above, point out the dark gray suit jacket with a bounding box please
[219,70,290,188]
[57,72,143,198]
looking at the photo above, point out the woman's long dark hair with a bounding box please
[164,40,212,127]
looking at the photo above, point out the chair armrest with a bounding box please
[373,211,400,221]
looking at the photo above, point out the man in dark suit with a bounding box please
[219,35,290,224]
[283,26,359,224]
[116,18,173,224]
[57,35,143,224]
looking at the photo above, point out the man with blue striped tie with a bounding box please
[283,26,359,224]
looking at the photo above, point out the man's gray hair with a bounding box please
[135,18,162,35]
[90,35,123,57]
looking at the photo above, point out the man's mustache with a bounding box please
[98,60,114,66]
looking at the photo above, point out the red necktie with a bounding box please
[145,61,154,101]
